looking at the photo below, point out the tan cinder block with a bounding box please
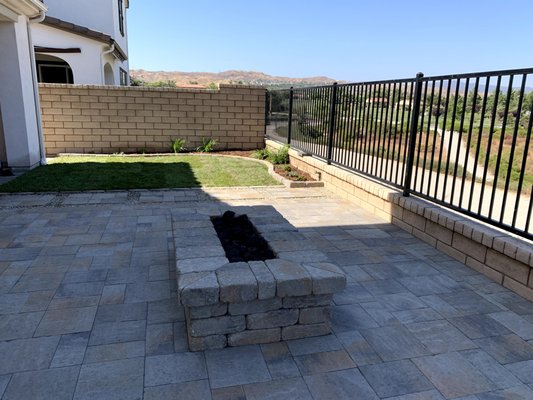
[436,241,467,264]
[452,233,487,263]
[516,245,532,266]
[392,217,413,234]
[403,209,426,231]
[502,276,533,302]
[412,228,437,247]
[485,249,530,284]
[425,220,453,245]
[465,256,503,284]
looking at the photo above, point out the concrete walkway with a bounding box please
[1,186,533,399]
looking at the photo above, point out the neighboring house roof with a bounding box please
[41,15,127,61]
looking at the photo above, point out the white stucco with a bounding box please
[0,15,43,169]
[32,23,115,85]
[31,0,129,86]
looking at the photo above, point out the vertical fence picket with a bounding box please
[265,67,533,239]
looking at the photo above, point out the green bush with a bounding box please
[252,149,270,160]
[171,138,187,153]
[268,145,290,164]
[197,137,217,152]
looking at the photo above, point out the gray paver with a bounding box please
[35,306,97,337]
[505,359,533,385]
[287,334,342,356]
[475,385,533,399]
[83,341,145,363]
[330,304,379,333]
[0,311,43,340]
[243,377,312,400]
[146,323,174,355]
[95,302,146,323]
[145,352,207,386]
[489,311,533,341]
[461,349,522,389]
[74,357,144,400]
[406,320,477,353]
[413,352,496,398]
[361,325,430,361]
[212,385,246,400]
[3,366,79,400]
[0,337,59,375]
[2,187,533,400]
[303,369,379,400]
[449,314,512,339]
[0,375,10,398]
[260,342,300,380]
[336,330,382,365]
[294,349,355,375]
[206,345,271,388]
[55,282,104,298]
[475,334,533,364]
[382,390,445,400]
[360,360,434,398]
[89,319,146,345]
[51,332,90,367]
[147,298,184,324]
[144,380,212,400]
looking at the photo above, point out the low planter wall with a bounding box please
[39,83,266,155]
[266,139,533,302]
[172,209,346,351]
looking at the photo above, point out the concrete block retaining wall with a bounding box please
[172,210,346,351]
[38,83,266,155]
[266,139,533,302]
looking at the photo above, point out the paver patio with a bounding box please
[1,186,533,399]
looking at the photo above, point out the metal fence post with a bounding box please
[287,87,294,145]
[326,82,338,164]
[403,73,424,196]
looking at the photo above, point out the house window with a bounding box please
[37,62,74,84]
[118,0,124,36]
[120,68,128,86]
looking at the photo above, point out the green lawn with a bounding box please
[0,155,280,192]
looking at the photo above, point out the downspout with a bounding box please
[27,10,47,166]
[101,43,115,85]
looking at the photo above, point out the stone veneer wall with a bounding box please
[38,83,266,155]
[266,139,533,302]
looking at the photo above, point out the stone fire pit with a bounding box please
[173,208,346,351]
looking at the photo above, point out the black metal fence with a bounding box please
[266,67,533,240]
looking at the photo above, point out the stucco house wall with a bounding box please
[0,0,47,170]
[31,0,129,86]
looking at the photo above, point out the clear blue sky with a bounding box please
[128,0,532,82]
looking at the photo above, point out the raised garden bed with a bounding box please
[173,209,346,351]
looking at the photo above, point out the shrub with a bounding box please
[197,137,217,152]
[171,138,187,153]
[268,145,290,164]
[252,149,270,160]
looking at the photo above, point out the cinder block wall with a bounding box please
[266,139,533,302]
[38,84,266,155]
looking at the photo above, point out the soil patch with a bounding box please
[274,165,315,182]
[211,211,276,262]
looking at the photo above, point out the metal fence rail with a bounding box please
[266,67,533,240]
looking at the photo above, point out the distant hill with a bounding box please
[129,69,342,89]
